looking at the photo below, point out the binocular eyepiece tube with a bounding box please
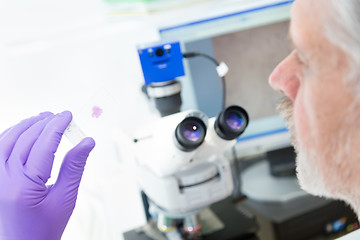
[214,105,249,140]
[174,112,208,152]
[173,106,249,152]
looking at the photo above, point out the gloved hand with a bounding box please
[0,111,95,240]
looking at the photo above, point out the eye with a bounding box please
[296,50,310,68]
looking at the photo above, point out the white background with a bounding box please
[0,0,161,239]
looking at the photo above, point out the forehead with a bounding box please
[290,0,323,46]
[289,0,350,77]
[290,0,328,26]
[289,0,333,56]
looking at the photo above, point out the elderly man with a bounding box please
[1,0,360,239]
[269,0,360,239]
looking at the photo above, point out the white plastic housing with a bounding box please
[194,118,237,160]
[137,156,234,213]
[133,110,207,177]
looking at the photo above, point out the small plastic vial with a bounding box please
[64,121,87,146]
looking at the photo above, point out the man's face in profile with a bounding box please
[268,0,360,204]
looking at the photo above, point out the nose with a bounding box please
[269,51,300,102]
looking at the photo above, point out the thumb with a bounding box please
[54,137,95,204]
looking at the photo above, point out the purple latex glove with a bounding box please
[0,111,95,240]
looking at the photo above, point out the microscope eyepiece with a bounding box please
[215,106,249,140]
[175,117,207,152]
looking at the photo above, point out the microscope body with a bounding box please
[133,108,248,237]
[137,151,234,214]
[133,41,251,239]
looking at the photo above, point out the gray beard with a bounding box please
[277,97,341,198]
[276,97,360,218]
[277,97,297,147]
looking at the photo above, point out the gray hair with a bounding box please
[325,1,360,85]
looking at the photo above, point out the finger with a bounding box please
[0,112,53,163]
[25,111,72,183]
[53,138,95,208]
[0,127,12,141]
[7,114,56,169]
[0,112,53,141]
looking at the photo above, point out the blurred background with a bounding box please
[2,1,356,240]
[0,0,161,238]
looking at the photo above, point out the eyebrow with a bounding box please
[287,26,310,62]
[288,28,304,53]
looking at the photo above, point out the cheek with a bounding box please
[293,89,310,147]
[292,79,340,155]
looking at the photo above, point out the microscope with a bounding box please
[123,41,259,240]
[133,105,248,239]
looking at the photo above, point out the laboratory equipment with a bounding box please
[128,106,257,239]
[137,40,228,117]
[131,37,257,239]
[138,40,184,85]
[138,41,185,116]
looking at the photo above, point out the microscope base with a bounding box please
[123,198,259,240]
